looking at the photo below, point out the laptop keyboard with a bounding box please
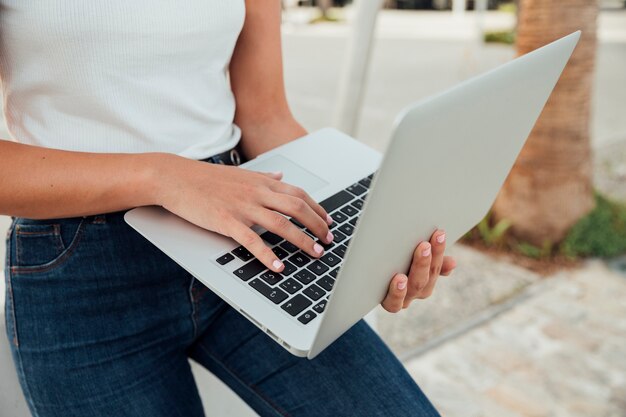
[214,173,374,325]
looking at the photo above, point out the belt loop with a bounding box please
[230,149,241,166]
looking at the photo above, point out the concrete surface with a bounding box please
[406,262,626,417]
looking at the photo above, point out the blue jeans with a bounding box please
[4,212,440,417]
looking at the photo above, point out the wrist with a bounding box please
[136,152,181,208]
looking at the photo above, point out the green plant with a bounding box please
[561,193,626,258]
[476,213,512,246]
[498,2,518,13]
[484,30,516,45]
[516,240,554,259]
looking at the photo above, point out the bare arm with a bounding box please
[229,0,306,159]
[0,140,163,219]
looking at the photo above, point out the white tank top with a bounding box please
[0,1,245,159]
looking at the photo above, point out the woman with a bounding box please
[0,1,456,416]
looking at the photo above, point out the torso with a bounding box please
[0,0,245,159]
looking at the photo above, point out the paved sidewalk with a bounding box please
[405,261,626,417]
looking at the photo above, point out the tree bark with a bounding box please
[492,0,598,245]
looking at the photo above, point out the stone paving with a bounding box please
[406,262,626,417]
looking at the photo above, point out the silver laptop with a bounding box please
[125,32,580,359]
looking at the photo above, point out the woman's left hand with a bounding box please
[381,229,457,312]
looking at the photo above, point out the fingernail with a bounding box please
[313,243,324,254]
[397,277,407,290]
[272,260,283,270]
[326,231,334,243]
[422,244,432,257]
[437,233,446,244]
[272,171,283,177]
[326,214,333,225]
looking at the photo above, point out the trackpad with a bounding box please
[244,155,328,194]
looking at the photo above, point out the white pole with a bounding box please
[452,0,466,17]
[332,0,384,136]
[475,0,488,40]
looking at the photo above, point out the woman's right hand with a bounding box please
[156,155,334,273]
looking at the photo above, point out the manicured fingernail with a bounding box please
[326,231,334,243]
[397,277,407,290]
[437,233,446,244]
[272,260,283,270]
[422,244,432,257]
[326,214,333,225]
[314,243,324,254]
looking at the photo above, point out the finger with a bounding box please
[271,182,333,226]
[265,193,333,245]
[227,220,285,272]
[416,270,441,299]
[381,274,408,313]
[440,256,456,276]
[256,210,326,259]
[261,171,284,181]
[405,241,432,302]
[429,229,446,278]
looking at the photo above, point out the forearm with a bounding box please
[0,139,166,219]
[237,113,307,159]
[230,0,307,159]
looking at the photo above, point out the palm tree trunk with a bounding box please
[492,0,598,246]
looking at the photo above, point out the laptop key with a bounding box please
[279,278,303,294]
[288,252,311,268]
[298,310,317,325]
[332,230,348,243]
[303,284,326,301]
[233,259,265,281]
[281,294,312,316]
[338,223,355,236]
[281,261,297,276]
[272,246,289,260]
[307,260,329,276]
[260,271,283,286]
[319,190,354,213]
[317,275,335,292]
[332,244,348,258]
[260,231,283,245]
[320,252,341,267]
[351,199,364,210]
[358,177,372,188]
[249,279,288,304]
[349,217,358,227]
[232,246,253,261]
[317,238,334,251]
[313,300,327,313]
[294,269,316,285]
[340,205,358,217]
[279,241,298,253]
[331,211,348,224]
[346,183,367,196]
[329,268,339,278]
[216,253,235,265]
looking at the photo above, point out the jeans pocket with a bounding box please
[11,219,86,274]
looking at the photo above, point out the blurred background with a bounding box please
[2,0,625,416]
